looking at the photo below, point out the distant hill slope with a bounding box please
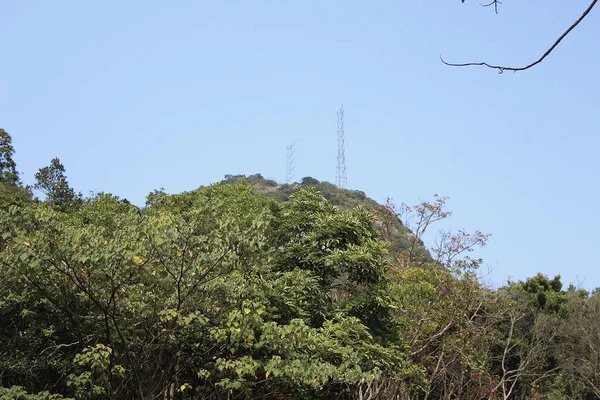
[220,174,431,260]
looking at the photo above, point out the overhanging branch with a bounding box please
[442,0,598,72]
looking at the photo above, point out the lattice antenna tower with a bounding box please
[336,105,347,188]
[285,143,296,184]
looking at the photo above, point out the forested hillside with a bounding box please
[1,129,599,399]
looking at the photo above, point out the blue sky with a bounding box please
[2,1,599,289]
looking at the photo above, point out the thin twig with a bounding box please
[475,0,501,14]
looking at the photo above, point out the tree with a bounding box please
[300,176,320,186]
[552,291,600,398]
[0,129,32,209]
[0,129,20,186]
[444,0,598,72]
[520,273,567,313]
[34,158,81,209]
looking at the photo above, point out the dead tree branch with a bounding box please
[442,0,598,73]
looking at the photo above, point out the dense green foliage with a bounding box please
[222,174,430,259]
[1,133,599,399]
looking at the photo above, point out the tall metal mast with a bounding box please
[285,143,296,184]
[336,105,347,188]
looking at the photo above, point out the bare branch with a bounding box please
[475,0,501,14]
[442,0,598,72]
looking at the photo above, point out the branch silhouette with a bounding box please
[442,0,598,73]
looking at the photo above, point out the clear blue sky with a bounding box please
[2,1,599,289]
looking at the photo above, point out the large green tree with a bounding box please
[34,158,81,210]
[0,129,20,186]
